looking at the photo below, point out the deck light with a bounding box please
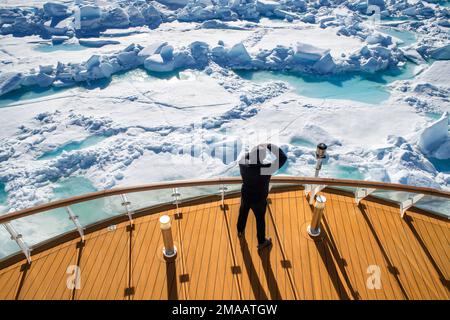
[307,195,327,237]
[160,215,177,258]
[315,143,328,177]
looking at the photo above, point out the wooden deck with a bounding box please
[0,188,449,300]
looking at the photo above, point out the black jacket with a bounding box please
[239,146,287,201]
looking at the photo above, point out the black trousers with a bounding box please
[237,197,267,245]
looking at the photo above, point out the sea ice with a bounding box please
[226,43,252,65]
[78,39,121,48]
[79,5,103,31]
[429,44,450,60]
[312,53,336,74]
[43,2,70,19]
[418,112,450,159]
[293,43,329,64]
[0,72,22,95]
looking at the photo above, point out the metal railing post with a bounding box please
[172,188,181,213]
[400,194,424,218]
[3,223,32,263]
[304,184,313,197]
[66,206,85,242]
[121,194,133,222]
[355,188,376,205]
[160,215,177,258]
[307,195,327,237]
[219,185,228,208]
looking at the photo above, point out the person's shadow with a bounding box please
[258,243,283,300]
[238,236,283,300]
[238,237,268,300]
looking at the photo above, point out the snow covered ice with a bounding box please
[0,0,449,256]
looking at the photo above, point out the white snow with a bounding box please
[228,92,427,150]
[0,72,22,95]
[250,25,364,59]
[417,61,450,87]
[418,112,450,159]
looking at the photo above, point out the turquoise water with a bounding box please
[38,135,107,160]
[2,177,107,249]
[279,160,364,180]
[324,164,365,180]
[0,58,418,107]
[290,137,316,148]
[34,43,86,52]
[0,183,7,203]
[380,27,416,47]
[0,176,123,256]
[112,67,181,81]
[0,86,70,108]
[0,177,103,257]
[429,157,450,173]
[0,227,20,259]
[0,68,177,108]
[52,176,118,226]
[52,176,97,199]
[52,177,126,226]
[236,63,418,104]
[289,137,365,178]
[0,183,7,214]
[425,112,443,120]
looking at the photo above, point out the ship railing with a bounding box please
[0,176,449,265]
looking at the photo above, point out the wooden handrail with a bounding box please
[0,176,449,225]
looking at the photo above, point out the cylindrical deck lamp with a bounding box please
[315,143,328,177]
[307,195,327,237]
[160,215,177,258]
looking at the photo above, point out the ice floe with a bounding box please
[418,112,450,159]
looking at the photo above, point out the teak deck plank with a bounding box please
[25,240,79,300]
[321,195,351,299]
[333,195,372,299]
[391,208,449,299]
[328,194,359,299]
[364,202,416,299]
[285,194,305,298]
[74,222,129,300]
[131,214,168,299]
[293,190,315,299]
[228,201,266,299]
[179,197,239,300]
[206,203,237,299]
[342,197,382,299]
[0,264,23,299]
[326,193,362,299]
[1,190,449,300]
[279,193,303,299]
[352,202,397,300]
[268,192,302,299]
[151,211,183,300]
[381,204,440,299]
[322,194,356,299]
[407,212,450,282]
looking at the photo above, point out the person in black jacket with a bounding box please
[237,143,287,249]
